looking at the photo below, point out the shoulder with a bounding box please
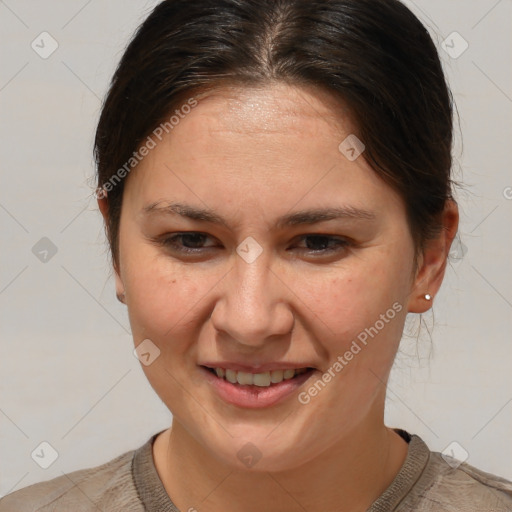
[0,448,144,512]
[405,447,512,511]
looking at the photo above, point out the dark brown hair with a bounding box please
[95,0,455,271]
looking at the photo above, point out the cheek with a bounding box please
[129,275,198,336]
[122,247,223,352]
[297,262,408,340]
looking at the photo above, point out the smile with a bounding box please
[205,367,311,387]
[200,365,317,408]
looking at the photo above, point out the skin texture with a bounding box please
[98,83,458,512]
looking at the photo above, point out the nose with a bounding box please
[210,252,294,348]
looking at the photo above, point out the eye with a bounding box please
[292,234,351,255]
[157,232,218,254]
[152,232,351,258]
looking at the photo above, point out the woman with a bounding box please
[2,0,511,510]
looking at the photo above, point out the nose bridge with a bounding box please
[235,254,271,314]
[212,250,293,345]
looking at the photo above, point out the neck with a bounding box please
[153,418,409,512]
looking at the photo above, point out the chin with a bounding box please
[206,432,312,473]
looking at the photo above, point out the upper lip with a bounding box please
[200,362,315,373]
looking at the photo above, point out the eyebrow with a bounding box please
[142,201,376,229]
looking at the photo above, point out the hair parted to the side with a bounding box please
[94,0,455,272]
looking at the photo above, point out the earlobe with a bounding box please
[114,259,126,305]
[407,200,459,313]
[407,290,435,314]
[97,194,109,221]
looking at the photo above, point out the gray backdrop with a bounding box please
[1,0,511,495]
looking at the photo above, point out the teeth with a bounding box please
[283,369,295,380]
[237,371,254,385]
[211,367,309,387]
[270,369,283,383]
[225,369,237,384]
[253,372,271,386]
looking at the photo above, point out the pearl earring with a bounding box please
[424,293,432,301]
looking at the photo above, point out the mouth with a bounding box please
[202,366,314,387]
[199,365,317,408]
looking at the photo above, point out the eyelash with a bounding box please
[155,232,351,257]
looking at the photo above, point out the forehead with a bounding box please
[130,83,363,183]
[121,83,404,223]
[191,83,353,137]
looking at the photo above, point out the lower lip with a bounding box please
[199,366,316,409]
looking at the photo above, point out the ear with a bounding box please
[97,195,126,303]
[407,200,459,313]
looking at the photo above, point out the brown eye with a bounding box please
[175,233,209,248]
[294,235,350,254]
[159,232,217,253]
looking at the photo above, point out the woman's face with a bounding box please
[111,84,425,471]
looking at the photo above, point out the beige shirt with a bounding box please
[1,429,511,511]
